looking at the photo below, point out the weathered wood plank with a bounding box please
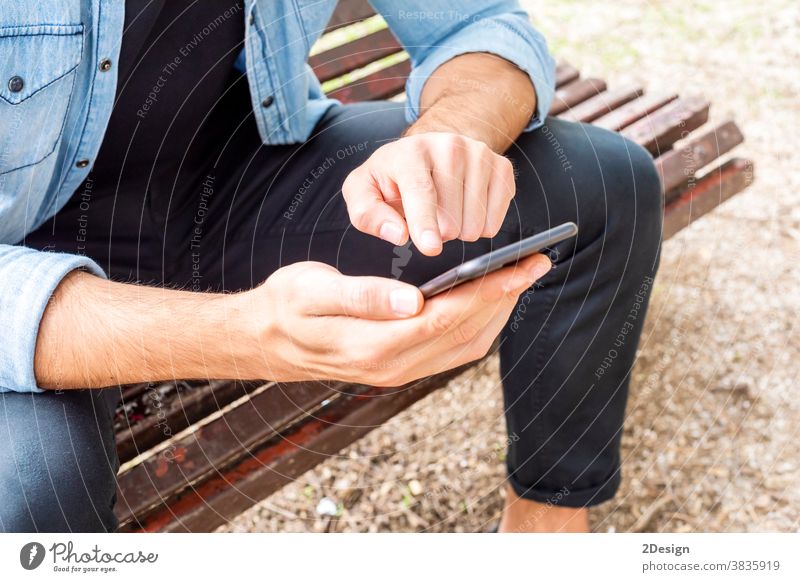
[662,158,754,239]
[311,27,402,83]
[118,364,476,532]
[558,84,643,123]
[593,93,678,132]
[115,381,343,526]
[327,59,411,103]
[622,96,710,155]
[548,78,607,116]
[115,380,264,463]
[324,0,375,32]
[555,62,580,88]
[657,120,744,200]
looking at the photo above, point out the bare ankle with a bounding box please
[499,484,590,533]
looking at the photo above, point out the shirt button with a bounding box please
[75,159,90,168]
[249,13,255,25]
[99,58,113,72]
[261,95,274,108]
[8,76,24,93]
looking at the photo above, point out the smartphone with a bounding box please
[418,222,578,299]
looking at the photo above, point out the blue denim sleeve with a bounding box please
[371,0,556,131]
[0,245,106,393]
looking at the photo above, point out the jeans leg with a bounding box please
[500,117,663,507]
[0,388,121,532]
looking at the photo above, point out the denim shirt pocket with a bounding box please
[0,24,84,176]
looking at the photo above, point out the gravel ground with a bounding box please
[219,0,800,532]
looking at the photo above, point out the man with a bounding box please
[0,0,661,532]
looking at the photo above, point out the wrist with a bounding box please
[405,116,504,153]
[221,289,274,380]
[404,114,463,139]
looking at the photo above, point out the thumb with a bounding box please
[307,269,423,320]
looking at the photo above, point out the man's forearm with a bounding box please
[34,271,259,389]
[32,55,536,390]
[406,52,537,152]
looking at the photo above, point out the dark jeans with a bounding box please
[4,99,662,532]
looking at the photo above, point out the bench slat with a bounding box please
[662,157,753,239]
[657,120,744,200]
[593,93,679,132]
[621,96,710,155]
[311,27,401,83]
[555,62,580,87]
[558,84,643,123]
[324,0,375,32]
[327,59,411,103]
[548,77,607,116]
[115,381,342,527]
[115,380,263,463]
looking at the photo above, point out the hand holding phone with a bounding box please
[419,222,578,298]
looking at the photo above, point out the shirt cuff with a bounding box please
[0,246,106,393]
[405,13,556,132]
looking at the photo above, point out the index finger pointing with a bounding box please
[395,168,443,256]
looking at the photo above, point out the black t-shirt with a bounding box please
[85,0,246,192]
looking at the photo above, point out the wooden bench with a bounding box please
[112,0,755,532]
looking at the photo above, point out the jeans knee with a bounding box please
[0,444,118,532]
[603,136,663,256]
[0,391,119,532]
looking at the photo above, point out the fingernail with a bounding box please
[420,229,441,251]
[390,288,420,316]
[529,258,552,281]
[379,222,405,246]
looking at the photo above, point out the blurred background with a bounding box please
[220,0,800,532]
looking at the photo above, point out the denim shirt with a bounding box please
[0,0,555,392]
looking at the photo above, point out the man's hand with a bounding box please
[235,253,550,387]
[342,132,516,256]
[35,252,549,389]
[342,52,536,256]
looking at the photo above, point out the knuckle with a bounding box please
[409,174,434,192]
[438,216,461,241]
[440,224,460,242]
[445,138,464,158]
[287,263,320,290]
[365,340,390,363]
[451,320,482,347]
[428,309,457,336]
[347,203,371,231]
[498,155,514,174]
[346,282,375,314]
[460,226,483,242]
[433,155,458,184]
[476,142,493,162]
[499,158,516,193]
[405,137,430,160]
